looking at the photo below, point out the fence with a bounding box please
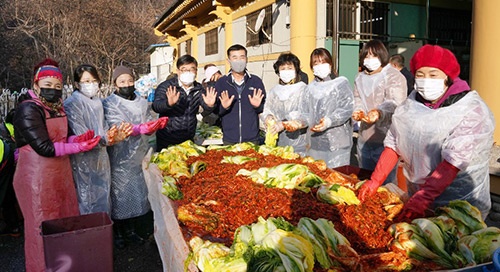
[0,85,116,121]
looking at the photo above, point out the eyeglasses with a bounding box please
[179,68,197,73]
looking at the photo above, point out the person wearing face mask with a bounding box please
[261,53,308,156]
[204,44,266,144]
[358,44,495,222]
[152,55,217,150]
[64,64,132,216]
[352,40,407,184]
[103,65,168,249]
[289,48,354,168]
[12,58,101,271]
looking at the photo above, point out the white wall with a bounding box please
[150,46,175,82]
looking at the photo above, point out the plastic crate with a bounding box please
[41,212,113,272]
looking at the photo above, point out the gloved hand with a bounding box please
[395,160,459,222]
[107,122,134,145]
[68,130,95,143]
[310,117,332,132]
[352,110,365,121]
[54,136,101,157]
[361,109,380,124]
[131,117,169,136]
[265,115,284,134]
[282,120,304,132]
[358,147,399,202]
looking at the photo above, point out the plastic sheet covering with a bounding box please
[103,94,151,219]
[142,148,199,272]
[354,65,407,155]
[262,82,308,156]
[384,91,495,218]
[64,91,112,215]
[300,76,354,168]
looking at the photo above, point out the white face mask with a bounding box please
[279,70,296,83]
[363,58,382,71]
[312,63,331,79]
[415,78,446,101]
[79,82,99,98]
[179,72,196,86]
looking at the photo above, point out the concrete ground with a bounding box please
[0,211,163,272]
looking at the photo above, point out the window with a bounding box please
[331,0,389,41]
[246,5,272,47]
[205,28,218,56]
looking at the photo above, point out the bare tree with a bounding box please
[0,0,166,91]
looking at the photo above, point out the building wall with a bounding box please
[390,3,426,42]
[150,46,175,82]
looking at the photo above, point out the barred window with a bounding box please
[205,28,218,56]
[246,5,272,47]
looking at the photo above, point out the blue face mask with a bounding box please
[40,88,62,103]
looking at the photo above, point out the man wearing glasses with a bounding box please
[152,54,217,151]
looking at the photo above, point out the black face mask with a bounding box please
[117,86,135,98]
[40,88,62,103]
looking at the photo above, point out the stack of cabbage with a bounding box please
[187,216,359,272]
[151,140,207,200]
[390,200,500,269]
[196,122,223,140]
[236,163,324,193]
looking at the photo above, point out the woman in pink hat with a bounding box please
[358,44,495,222]
[13,58,100,271]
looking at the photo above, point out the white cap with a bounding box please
[204,66,220,81]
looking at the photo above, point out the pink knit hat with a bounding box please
[410,45,460,78]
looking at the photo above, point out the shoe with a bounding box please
[0,226,21,237]
[124,229,145,245]
[113,220,126,249]
[114,234,126,249]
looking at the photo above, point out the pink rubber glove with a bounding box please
[67,130,95,143]
[131,117,169,136]
[358,147,399,202]
[396,160,459,222]
[54,136,101,157]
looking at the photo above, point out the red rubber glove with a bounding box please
[68,130,95,143]
[358,147,399,202]
[396,160,459,222]
[54,136,101,157]
[131,117,169,136]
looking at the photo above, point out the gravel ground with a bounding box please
[0,211,163,272]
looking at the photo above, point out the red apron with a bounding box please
[13,106,79,272]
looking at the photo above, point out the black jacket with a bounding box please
[152,77,210,150]
[13,100,63,157]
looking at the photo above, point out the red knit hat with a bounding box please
[410,45,460,78]
[33,58,63,83]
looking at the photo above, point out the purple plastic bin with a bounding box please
[41,212,113,272]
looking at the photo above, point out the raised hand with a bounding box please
[202,87,217,107]
[166,85,180,106]
[219,90,235,109]
[248,88,264,108]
